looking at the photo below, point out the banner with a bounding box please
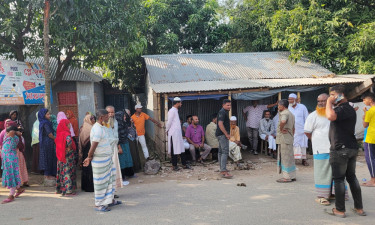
[0,59,46,105]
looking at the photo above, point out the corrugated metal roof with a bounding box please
[25,58,103,82]
[150,75,375,93]
[143,52,334,84]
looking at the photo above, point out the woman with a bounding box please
[0,119,29,187]
[31,112,40,174]
[9,110,23,130]
[55,119,77,196]
[66,110,79,166]
[79,114,95,192]
[38,108,57,181]
[116,110,135,180]
[66,110,79,140]
[57,112,75,137]
[1,126,25,203]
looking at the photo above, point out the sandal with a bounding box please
[64,193,77,197]
[351,208,367,216]
[15,189,25,198]
[95,206,111,212]
[361,182,375,187]
[324,208,346,218]
[221,172,233,179]
[276,178,292,183]
[315,198,331,206]
[1,198,14,204]
[108,200,122,207]
[114,195,119,199]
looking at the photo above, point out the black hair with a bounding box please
[223,99,231,105]
[362,92,375,102]
[330,85,346,96]
[6,126,18,133]
[278,99,289,108]
[186,115,192,120]
[96,109,108,118]
[210,113,217,121]
[262,110,271,118]
[173,101,179,106]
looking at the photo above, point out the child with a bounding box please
[1,126,25,204]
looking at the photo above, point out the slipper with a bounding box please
[276,178,292,183]
[64,193,77,197]
[15,189,25,198]
[1,198,14,204]
[221,173,233,179]
[95,206,111,212]
[351,208,367,216]
[22,183,30,187]
[108,200,122,207]
[315,198,331,206]
[114,195,119,199]
[324,208,346,218]
[361,182,375,187]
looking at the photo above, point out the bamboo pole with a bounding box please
[228,91,232,117]
[297,92,301,103]
[278,92,282,100]
[164,94,168,160]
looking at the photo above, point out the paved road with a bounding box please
[0,156,373,225]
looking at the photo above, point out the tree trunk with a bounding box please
[43,0,52,111]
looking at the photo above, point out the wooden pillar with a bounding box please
[278,92,282,100]
[297,92,301,103]
[157,93,161,121]
[228,91,232,117]
[164,94,169,160]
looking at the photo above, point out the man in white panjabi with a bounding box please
[288,93,309,166]
[166,97,192,171]
[105,106,124,190]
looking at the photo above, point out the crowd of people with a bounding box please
[1,84,374,217]
[0,104,162,212]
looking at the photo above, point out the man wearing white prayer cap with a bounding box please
[166,97,192,171]
[288,93,309,166]
[228,116,246,165]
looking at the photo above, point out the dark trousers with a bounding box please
[330,148,363,212]
[246,127,259,151]
[364,142,375,177]
[171,137,186,167]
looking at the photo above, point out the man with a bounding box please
[325,85,365,217]
[304,94,333,205]
[166,97,191,171]
[206,113,219,160]
[361,93,375,187]
[182,115,193,136]
[216,99,233,178]
[131,104,162,160]
[186,115,212,164]
[229,116,246,164]
[105,105,124,188]
[243,100,277,155]
[275,99,296,183]
[259,110,276,156]
[83,109,121,212]
[288,93,309,166]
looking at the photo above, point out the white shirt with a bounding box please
[289,103,309,147]
[304,111,330,154]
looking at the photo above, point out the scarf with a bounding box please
[0,119,18,149]
[38,108,53,144]
[50,114,58,134]
[57,111,75,137]
[66,110,79,137]
[116,111,131,144]
[55,119,76,163]
[31,112,40,146]
[79,114,93,149]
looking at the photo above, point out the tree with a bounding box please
[267,0,375,74]
[106,0,231,92]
